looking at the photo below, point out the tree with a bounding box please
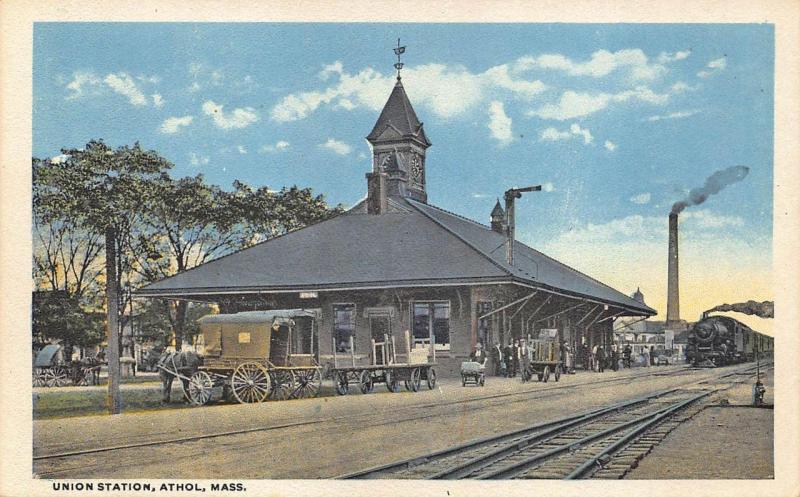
[33,141,173,408]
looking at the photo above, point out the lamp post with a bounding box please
[504,185,542,266]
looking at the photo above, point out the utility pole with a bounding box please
[105,225,122,414]
[504,185,542,266]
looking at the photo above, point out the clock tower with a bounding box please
[366,74,431,203]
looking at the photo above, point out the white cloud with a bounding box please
[237,145,248,155]
[646,109,700,122]
[670,81,694,93]
[104,72,148,106]
[698,57,727,78]
[569,123,593,144]
[137,74,161,84]
[542,182,555,192]
[320,61,344,80]
[682,209,744,228]
[514,49,666,81]
[540,127,572,141]
[259,140,290,153]
[65,71,102,100]
[630,192,651,204]
[708,57,727,70]
[152,94,164,107]
[320,138,351,155]
[604,140,617,151]
[472,193,493,199]
[271,61,546,122]
[487,101,513,146]
[539,123,593,144]
[188,81,202,93]
[530,86,669,121]
[202,100,259,130]
[159,115,194,134]
[657,50,691,64]
[189,152,210,166]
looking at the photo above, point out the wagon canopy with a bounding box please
[198,309,319,327]
[34,344,63,367]
[198,309,319,362]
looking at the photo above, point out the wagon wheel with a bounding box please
[426,367,437,390]
[291,368,322,399]
[479,374,485,386]
[358,370,373,394]
[230,362,271,403]
[33,369,46,387]
[335,371,350,395]
[461,375,467,387]
[542,365,551,383]
[270,370,295,401]
[187,371,215,406]
[55,366,71,387]
[385,370,400,393]
[74,367,90,386]
[409,368,421,392]
[554,365,562,382]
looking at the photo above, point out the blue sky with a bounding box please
[33,23,775,329]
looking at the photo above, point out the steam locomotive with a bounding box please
[686,314,774,367]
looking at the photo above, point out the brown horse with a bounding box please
[157,351,202,403]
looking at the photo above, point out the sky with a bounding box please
[33,23,774,334]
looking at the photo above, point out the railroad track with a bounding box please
[34,364,698,461]
[34,363,766,479]
[341,362,769,480]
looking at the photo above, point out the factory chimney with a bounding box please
[666,212,680,324]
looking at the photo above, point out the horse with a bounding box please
[157,351,202,403]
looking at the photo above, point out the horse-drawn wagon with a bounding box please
[161,309,323,406]
[32,344,101,387]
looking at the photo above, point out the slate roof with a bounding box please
[137,198,655,316]
[366,80,431,146]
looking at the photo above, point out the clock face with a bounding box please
[410,155,422,181]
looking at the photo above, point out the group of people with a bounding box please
[470,338,664,377]
[471,340,552,378]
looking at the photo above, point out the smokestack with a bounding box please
[666,212,680,324]
[366,171,388,215]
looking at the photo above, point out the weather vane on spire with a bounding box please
[393,38,406,81]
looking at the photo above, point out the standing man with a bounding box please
[611,346,620,372]
[491,342,503,376]
[596,345,606,373]
[650,345,656,366]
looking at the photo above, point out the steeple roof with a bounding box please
[491,199,505,217]
[367,80,431,146]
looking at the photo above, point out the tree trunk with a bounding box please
[173,300,187,351]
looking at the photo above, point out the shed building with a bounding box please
[137,73,655,376]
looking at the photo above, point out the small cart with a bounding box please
[460,361,485,387]
[521,334,563,383]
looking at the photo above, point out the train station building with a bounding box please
[138,74,655,376]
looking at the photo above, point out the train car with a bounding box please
[686,314,773,367]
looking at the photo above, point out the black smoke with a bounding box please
[705,300,774,319]
[671,165,750,214]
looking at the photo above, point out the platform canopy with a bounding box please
[137,198,655,317]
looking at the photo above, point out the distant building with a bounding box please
[614,287,686,363]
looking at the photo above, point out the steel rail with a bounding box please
[476,389,716,479]
[564,389,715,479]
[341,388,680,479]
[427,388,681,480]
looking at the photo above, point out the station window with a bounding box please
[412,302,451,351]
[333,304,356,353]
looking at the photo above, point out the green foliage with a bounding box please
[33,139,342,353]
[32,291,104,350]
